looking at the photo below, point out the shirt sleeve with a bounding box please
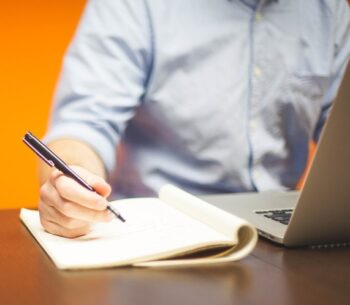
[313,0,350,142]
[44,0,153,173]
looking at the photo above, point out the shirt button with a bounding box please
[255,12,262,21]
[249,120,257,130]
[253,66,262,78]
[253,168,261,179]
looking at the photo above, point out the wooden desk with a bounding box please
[0,209,349,305]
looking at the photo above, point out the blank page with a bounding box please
[20,198,232,269]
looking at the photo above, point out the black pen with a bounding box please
[23,131,126,223]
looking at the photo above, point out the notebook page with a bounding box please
[20,198,232,269]
[159,185,253,240]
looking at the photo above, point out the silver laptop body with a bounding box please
[203,62,350,247]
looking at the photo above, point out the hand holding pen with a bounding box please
[23,132,125,238]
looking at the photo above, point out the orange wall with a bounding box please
[0,1,86,209]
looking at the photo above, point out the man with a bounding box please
[38,0,350,237]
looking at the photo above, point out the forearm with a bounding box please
[38,138,107,185]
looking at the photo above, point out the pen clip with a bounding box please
[23,133,55,168]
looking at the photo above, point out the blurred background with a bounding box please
[0,0,86,208]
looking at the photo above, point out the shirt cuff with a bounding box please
[43,123,116,174]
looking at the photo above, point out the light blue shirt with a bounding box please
[46,0,350,198]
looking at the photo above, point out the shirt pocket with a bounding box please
[285,72,330,138]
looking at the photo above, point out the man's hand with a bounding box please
[39,166,113,238]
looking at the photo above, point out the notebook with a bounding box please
[203,62,350,247]
[20,185,257,270]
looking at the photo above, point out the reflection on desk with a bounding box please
[0,209,349,305]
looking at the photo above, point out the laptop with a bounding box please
[203,62,350,247]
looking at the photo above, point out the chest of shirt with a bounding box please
[140,0,333,134]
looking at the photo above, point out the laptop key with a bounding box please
[256,209,293,225]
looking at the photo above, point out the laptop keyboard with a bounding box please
[255,209,294,225]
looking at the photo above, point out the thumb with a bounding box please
[71,165,112,198]
[91,177,112,198]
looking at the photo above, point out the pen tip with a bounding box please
[118,215,126,223]
[107,205,126,223]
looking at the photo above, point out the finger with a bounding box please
[46,171,106,212]
[40,217,91,239]
[52,175,108,211]
[69,166,112,198]
[39,200,89,230]
[40,181,61,208]
[51,165,112,210]
[52,196,114,223]
[90,177,112,198]
[40,181,113,223]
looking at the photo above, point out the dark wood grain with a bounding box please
[0,209,349,305]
